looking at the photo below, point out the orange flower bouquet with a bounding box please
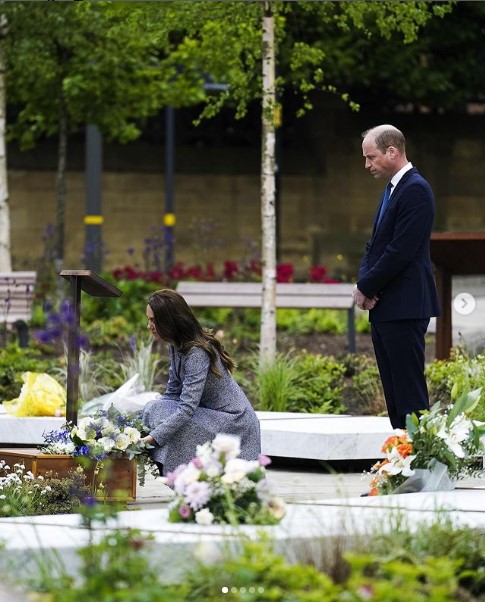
[367,389,485,496]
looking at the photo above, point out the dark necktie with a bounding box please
[376,182,393,226]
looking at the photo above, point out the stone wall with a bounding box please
[8,105,485,280]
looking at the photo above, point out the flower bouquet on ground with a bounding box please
[164,433,285,526]
[367,389,485,496]
[42,406,154,486]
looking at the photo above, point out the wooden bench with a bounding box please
[0,271,37,347]
[176,281,356,352]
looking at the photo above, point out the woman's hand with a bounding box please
[142,435,155,445]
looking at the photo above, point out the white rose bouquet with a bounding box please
[165,434,285,526]
[42,406,149,461]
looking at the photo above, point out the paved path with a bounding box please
[130,461,485,510]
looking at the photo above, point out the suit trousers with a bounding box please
[371,318,430,429]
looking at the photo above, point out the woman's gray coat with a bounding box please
[142,345,261,475]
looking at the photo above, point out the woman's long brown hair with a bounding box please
[147,289,236,377]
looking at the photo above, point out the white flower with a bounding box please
[195,508,215,526]
[205,462,223,478]
[113,433,131,451]
[437,414,472,458]
[380,448,416,477]
[255,479,275,502]
[267,497,286,520]
[124,427,141,444]
[211,434,241,460]
[221,458,259,484]
[97,436,116,452]
[72,426,88,442]
[196,441,213,464]
[173,463,201,495]
[185,480,211,510]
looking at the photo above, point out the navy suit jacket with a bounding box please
[357,167,441,323]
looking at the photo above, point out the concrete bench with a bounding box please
[0,271,37,347]
[176,281,356,352]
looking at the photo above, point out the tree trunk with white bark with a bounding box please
[259,1,277,367]
[0,13,11,272]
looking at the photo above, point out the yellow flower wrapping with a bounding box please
[3,372,66,417]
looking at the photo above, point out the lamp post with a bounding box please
[164,106,175,272]
[84,124,103,272]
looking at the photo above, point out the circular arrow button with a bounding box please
[453,292,476,315]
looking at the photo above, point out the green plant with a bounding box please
[251,353,301,412]
[120,337,164,392]
[83,315,139,347]
[341,354,386,415]
[249,351,346,414]
[39,529,185,602]
[426,347,485,422]
[0,460,90,517]
[0,343,59,401]
[359,514,485,598]
[290,351,346,414]
[181,537,462,601]
[51,347,119,405]
[37,471,92,515]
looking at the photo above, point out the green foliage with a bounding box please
[250,350,346,414]
[177,538,461,601]
[45,529,185,602]
[51,347,120,405]
[81,275,155,325]
[341,354,386,416]
[426,347,485,422]
[0,343,59,401]
[84,316,137,348]
[14,519,483,602]
[119,337,165,392]
[0,461,90,517]
[361,514,485,599]
[37,472,92,516]
[183,538,336,601]
[277,308,346,335]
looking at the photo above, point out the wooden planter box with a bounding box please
[0,448,137,501]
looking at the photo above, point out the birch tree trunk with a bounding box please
[0,13,11,272]
[259,0,277,366]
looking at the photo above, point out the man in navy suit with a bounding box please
[353,124,441,429]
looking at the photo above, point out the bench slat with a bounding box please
[0,272,37,325]
[176,280,357,353]
[177,281,355,309]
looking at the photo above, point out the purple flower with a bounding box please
[258,454,272,467]
[179,504,192,519]
[82,495,98,507]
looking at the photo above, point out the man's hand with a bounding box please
[353,285,379,311]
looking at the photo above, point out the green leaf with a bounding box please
[447,388,482,427]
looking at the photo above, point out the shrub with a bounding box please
[249,351,346,414]
[0,344,59,401]
[0,460,90,517]
[426,347,485,422]
[340,354,386,416]
[359,514,485,598]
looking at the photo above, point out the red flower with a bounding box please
[276,263,294,283]
[223,260,239,280]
